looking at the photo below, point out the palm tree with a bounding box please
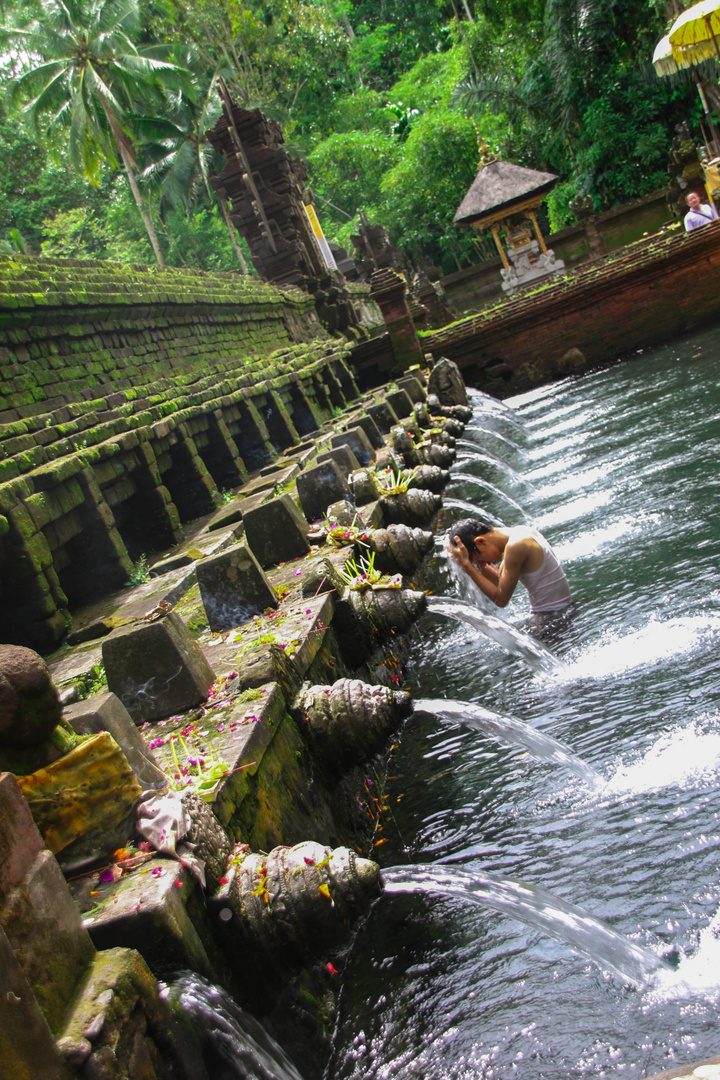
[5,0,191,266]
[138,60,249,272]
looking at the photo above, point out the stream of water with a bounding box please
[327,326,720,1079]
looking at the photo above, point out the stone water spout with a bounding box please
[212,841,382,958]
[297,677,413,769]
[418,441,455,469]
[380,487,442,526]
[426,394,473,424]
[361,524,434,575]
[407,464,450,493]
[345,586,427,641]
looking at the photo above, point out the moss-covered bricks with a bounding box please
[0,257,361,651]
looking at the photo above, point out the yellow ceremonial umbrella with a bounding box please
[669,0,720,64]
[655,15,720,156]
[653,34,696,76]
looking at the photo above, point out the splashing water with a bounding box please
[441,497,504,525]
[650,905,720,1003]
[414,697,600,784]
[427,595,563,673]
[331,330,720,1080]
[448,473,529,519]
[451,453,533,489]
[381,864,667,986]
[161,972,305,1080]
[463,424,524,451]
[467,393,527,431]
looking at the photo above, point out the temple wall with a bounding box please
[423,219,720,392]
[0,257,362,651]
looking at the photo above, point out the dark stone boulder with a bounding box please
[0,645,61,749]
[427,357,468,406]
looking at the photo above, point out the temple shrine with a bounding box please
[454,153,566,294]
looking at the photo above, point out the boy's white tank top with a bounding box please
[516,530,572,613]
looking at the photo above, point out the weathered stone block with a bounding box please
[397,374,426,402]
[331,425,375,466]
[350,469,380,507]
[196,545,278,633]
[242,494,310,569]
[316,445,360,479]
[63,692,167,792]
[385,388,414,418]
[296,461,349,523]
[0,849,95,1031]
[325,499,358,527]
[366,400,399,433]
[347,413,384,449]
[0,925,74,1080]
[79,860,215,978]
[0,772,45,904]
[58,947,194,1078]
[103,613,215,723]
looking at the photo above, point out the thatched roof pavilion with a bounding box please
[454,160,560,229]
[454,157,564,293]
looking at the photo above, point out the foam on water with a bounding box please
[604,720,720,796]
[555,615,720,682]
[535,489,613,528]
[553,516,659,562]
[649,905,720,1002]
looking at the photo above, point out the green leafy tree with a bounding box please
[380,106,479,272]
[309,129,399,220]
[5,0,191,265]
[150,0,347,134]
[138,76,251,270]
[454,0,696,218]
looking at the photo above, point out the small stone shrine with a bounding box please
[454,150,565,295]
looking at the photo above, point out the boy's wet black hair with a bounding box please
[448,517,493,558]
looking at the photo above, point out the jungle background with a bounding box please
[0,0,705,277]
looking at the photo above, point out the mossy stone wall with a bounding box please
[0,257,361,651]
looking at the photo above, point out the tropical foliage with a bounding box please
[0,0,703,273]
